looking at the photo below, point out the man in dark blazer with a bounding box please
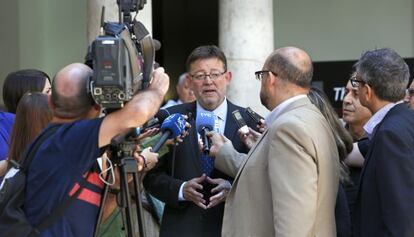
[352,48,414,237]
[143,45,258,237]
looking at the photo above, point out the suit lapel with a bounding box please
[183,102,203,173]
[224,101,239,142]
[232,129,269,184]
[355,104,405,200]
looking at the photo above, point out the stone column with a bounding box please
[219,0,274,116]
[87,0,153,44]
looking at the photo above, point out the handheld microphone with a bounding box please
[152,113,187,152]
[137,109,171,134]
[196,111,215,154]
[246,107,264,125]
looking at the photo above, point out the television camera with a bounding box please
[89,0,156,110]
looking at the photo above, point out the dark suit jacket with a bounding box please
[353,104,414,237]
[143,100,257,237]
[336,184,351,237]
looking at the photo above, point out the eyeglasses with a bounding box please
[350,74,368,87]
[350,78,367,87]
[254,70,277,81]
[190,71,226,81]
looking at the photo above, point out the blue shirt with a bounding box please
[0,112,15,161]
[25,118,105,237]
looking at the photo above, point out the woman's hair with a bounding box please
[308,87,353,182]
[7,92,52,166]
[3,69,50,113]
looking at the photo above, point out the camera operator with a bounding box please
[23,62,169,237]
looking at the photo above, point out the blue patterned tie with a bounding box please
[200,154,215,176]
[199,115,220,176]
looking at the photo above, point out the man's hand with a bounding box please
[165,117,191,146]
[238,127,262,149]
[137,128,160,143]
[134,147,159,172]
[148,67,170,98]
[206,177,231,209]
[207,132,230,157]
[183,174,207,209]
[257,119,267,133]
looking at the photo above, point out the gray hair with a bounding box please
[355,48,409,102]
[177,73,187,86]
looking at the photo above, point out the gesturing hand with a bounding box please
[206,177,232,209]
[183,174,207,209]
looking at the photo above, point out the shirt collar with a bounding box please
[265,94,307,126]
[196,98,228,121]
[363,101,401,138]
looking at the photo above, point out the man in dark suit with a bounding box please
[143,45,258,237]
[352,48,414,237]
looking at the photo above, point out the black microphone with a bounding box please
[152,113,187,152]
[140,109,171,132]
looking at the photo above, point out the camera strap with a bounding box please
[19,124,91,235]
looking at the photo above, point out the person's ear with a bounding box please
[92,103,101,112]
[224,71,232,85]
[267,71,277,87]
[47,94,55,110]
[365,84,373,101]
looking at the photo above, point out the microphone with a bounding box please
[152,113,187,152]
[196,111,215,154]
[138,109,171,134]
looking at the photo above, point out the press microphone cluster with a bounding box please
[196,111,215,155]
[152,113,187,152]
[137,109,171,134]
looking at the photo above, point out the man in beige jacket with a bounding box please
[209,47,340,236]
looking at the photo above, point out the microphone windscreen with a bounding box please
[196,111,215,133]
[155,108,171,122]
[160,113,186,138]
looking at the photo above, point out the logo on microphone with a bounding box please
[161,113,186,137]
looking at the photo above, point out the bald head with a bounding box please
[51,63,94,119]
[265,47,313,88]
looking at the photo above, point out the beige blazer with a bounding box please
[216,97,339,237]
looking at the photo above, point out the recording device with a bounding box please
[88,0,156,110]
[246,107,264,125]
[232,110,249,134]
[152,113,187,152]
[196,112,215,155]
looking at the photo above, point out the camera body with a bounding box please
[89,0,154,110]
[91,34,142,109]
